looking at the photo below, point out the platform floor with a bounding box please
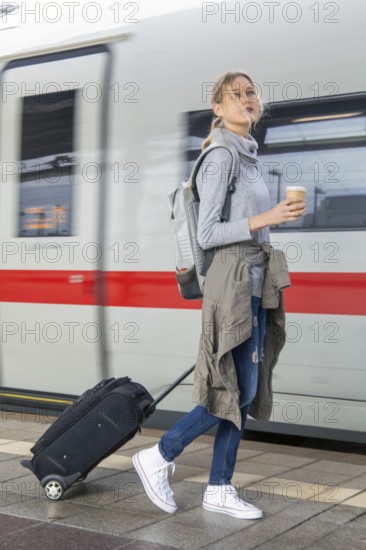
[0,413,366,549]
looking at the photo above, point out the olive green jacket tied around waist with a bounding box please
[192,240,291,430]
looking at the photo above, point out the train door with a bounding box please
[0,46,111,394]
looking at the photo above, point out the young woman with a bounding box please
[133,71,306,519]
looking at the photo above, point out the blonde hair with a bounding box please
[201,71,266,151]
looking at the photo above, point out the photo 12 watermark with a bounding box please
[201,2,340,24]
[0,2,140,25]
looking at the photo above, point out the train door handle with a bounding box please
[68,274,85,283]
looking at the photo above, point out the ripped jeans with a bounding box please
[159,296,267,485]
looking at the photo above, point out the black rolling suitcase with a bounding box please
[21,366,194,501]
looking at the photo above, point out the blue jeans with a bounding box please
[159,296,267,485]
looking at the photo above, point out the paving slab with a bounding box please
[315,503,366,524]
[252,518,338,550]
[342,475,366,491]
[203,511,302,549]
[341,491,366,509]
[311,522,366,550]
[355,511,366,526]
[1,494,87,522]
[0,517,131,550]
[234,458,294,477]
[245,451,317,468]
[56,504,163,536]
[0,457,31,482]
[278,468,357,485]
[174,446,265,470]
[0,512,41,536]
[120,508,254,550]
[0,452,21,463]
[299,459,366,476]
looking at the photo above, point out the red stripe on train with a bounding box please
[0,270,365,315]
[0,270,97,306]
[105,271,366,315]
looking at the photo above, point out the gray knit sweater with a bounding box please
[196,126,271,298]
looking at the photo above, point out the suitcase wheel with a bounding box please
[44,478,65,501]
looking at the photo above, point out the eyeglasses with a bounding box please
[226,88,258,100]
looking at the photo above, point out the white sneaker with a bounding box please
[132,443,177,514]
[202,484,263,519]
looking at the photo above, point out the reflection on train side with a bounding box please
[304,194,366,228]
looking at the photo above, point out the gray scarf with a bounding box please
[211,125,259,164]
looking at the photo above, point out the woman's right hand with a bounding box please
[249,199,307,232]
[266,199,307,225]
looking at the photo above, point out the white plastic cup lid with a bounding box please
[285,186,306,192]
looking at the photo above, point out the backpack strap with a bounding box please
[190,143,240,222]
[189,143,240,277]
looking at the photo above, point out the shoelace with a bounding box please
[156,461,175,499]
[224,485,251,508]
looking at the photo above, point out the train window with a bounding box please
[186,95,366,230]
[259,112,366,230]
[18,89,77,237]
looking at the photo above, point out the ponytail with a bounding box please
[201,116,223,151]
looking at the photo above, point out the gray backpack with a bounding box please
[168,143,240,300]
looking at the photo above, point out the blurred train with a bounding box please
[0,1,365,443]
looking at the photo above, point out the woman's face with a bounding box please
[213,76,261,132]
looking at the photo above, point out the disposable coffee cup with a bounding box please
[285,186,306,201]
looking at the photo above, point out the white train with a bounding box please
[0,1,365,442]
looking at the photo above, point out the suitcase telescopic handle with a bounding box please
[144,365,195,416]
